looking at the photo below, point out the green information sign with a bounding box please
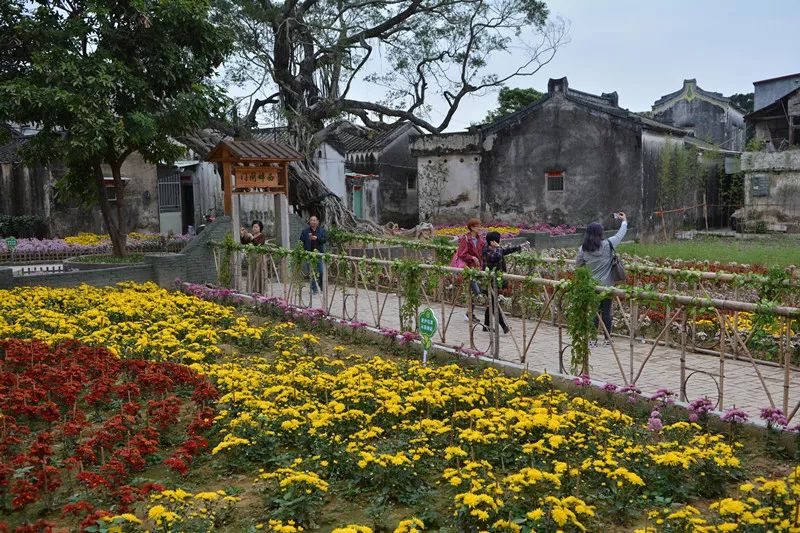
[418,307,438,364]
[5,237,17,252]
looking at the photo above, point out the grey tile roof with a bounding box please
[208,139,304,161]
[480,78,686,136]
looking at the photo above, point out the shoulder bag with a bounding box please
[608,241,627,284]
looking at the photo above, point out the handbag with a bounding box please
[608,242,627,284]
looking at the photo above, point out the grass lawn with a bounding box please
[618,236,800,267]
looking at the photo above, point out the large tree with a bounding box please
[482,86,544,123]
[0,0,231,256]
[218,0,568,226]
[729,92,754,114]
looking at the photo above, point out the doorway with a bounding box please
[352,186,363,218]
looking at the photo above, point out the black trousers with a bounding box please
[484,286,508,331]
[593,298,613,338]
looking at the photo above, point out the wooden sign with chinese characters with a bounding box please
[235,166,281,189]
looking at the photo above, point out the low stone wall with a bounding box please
[0,216,233,290]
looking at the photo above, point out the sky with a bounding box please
[243,0,799,132]
[367,0,799,131]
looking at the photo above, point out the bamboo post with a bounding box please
[703,193,709,232]
[629,299,637,384]
[718,310,726,410]
[680,309,688,402]
[784,318,791,415]
[492,279,500,360]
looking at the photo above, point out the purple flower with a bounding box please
[573,374,591,387]
[602,383,619,393]
[620,384,641,395]
[379,327,401,339]
[647,410,663,432]
[688,397,714,417]
[721,407,749,425]
[650,388,676,405]
[348,320,369,331]
[688,413,699,422]
[399,331,421,345]
[760,407,788,427]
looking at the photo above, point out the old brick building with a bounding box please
[651,79,746,151]
[411,77,717,229]
[322,121,421,228]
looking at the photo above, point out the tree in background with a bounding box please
[215,0,568,227]
[483,87,544,123]
[730,93,754,114]
[0,0,231,256]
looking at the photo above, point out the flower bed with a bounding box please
[0,233,193,263]
[0,282,263,364]
[1,283,798,532]
[435,222,577,238]
[0,339,218,531]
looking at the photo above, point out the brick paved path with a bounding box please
[269,281,799,421]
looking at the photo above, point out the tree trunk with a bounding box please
[289,160,383,233]
[109,161,128,257]
[93,160,128,257]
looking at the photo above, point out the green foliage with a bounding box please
[729,92,754,113]
[618,237,800,268]
[483,86,544,123]
[393,259,423,331]
[0,0,232,256]
[745,137,766,152]
[657,139,703,209]
[563,268,602,375]
[0,215,46,238]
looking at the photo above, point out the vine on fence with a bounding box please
[563,268,602,376]
[392,259,423,331]
[328,228,457,254]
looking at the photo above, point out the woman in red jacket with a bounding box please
[450,217,484,322]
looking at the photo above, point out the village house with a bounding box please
[0,126,162,237]
[738,73,800,232]
[320,121,421,228]
[651,79,746,151]
[410,77,724,229]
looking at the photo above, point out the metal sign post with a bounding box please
[418,307,438,366]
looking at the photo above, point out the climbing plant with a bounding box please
[563,268,602,375]
[393,259,423,331]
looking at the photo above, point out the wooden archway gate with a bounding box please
[207,139,303,283]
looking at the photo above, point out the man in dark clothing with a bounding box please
[482,231,530,334]
[299,216,326,294]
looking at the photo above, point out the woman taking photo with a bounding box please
[575,212,628,343]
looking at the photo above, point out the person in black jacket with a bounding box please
[482,231,529,334]
[299,215,326,294]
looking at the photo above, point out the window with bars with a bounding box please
[546,171,564,192]
[158,171,181,212]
